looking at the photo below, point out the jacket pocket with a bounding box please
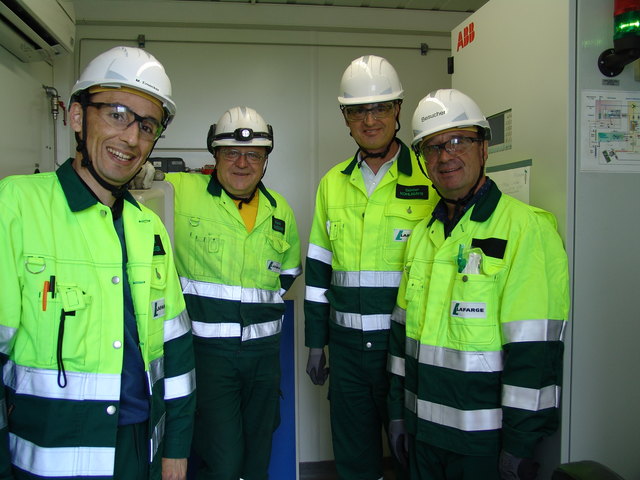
[189,231,225,281]
[448,255,505,348]
[383,203,430,267]
[260,234,291,290]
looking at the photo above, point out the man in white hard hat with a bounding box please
[304,55,438,480]
[166,106,301,480]
[0,46,195,479]
[387,88,569,479]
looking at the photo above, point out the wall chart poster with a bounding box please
[581,89,640,172]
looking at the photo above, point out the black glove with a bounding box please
[306,348,329,385]
[499,450,540,480]
[388,419,409,470]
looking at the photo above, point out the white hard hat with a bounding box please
[70,46,176,125]
[411,89,491,149]
[208,106,273,154]
[338,55,404,105]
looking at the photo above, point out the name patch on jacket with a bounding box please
[272,217,285,234]
[152,298,166,319]
[396,184,429,199]
[451,302,486,319]
[153,234,166,256]
[471,237,507,259]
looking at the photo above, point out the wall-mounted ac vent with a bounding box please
[0,0,75,65]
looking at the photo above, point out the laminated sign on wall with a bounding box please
[581,89,640,172]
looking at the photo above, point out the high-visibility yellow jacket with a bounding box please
[0,159,195,479]
[387,181,569,458]
[166,172,301,353]
[304,141,438,352]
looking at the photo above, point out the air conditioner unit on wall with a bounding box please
[0,0,75,65]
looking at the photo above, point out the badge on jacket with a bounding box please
[272,217,285,234]
[396,184,429,199]
[153,234,166,255]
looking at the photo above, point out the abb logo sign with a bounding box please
[456,22,475,51]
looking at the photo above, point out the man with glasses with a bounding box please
[304,55,437,480]
[387,89,569,479]
[166,106,301,479]
[0,46,195,479]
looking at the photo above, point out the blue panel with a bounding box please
[269,299,296,478]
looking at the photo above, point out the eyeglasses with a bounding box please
[341,102,396,122]
[219,148,266,164]
[420,136,483,161]
[87,102,164,141]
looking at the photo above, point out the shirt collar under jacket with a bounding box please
[431,177,502,236]
[56,158,140,213]
[205,169,278,208]
[340,139,413,177]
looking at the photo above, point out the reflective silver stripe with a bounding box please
[0,398,6,429]
[181,278,284,304]
[405,337,419,360]
[387,354,405,377]
[150,412,166,461]
[149,356,164,390]
[242,318,282,341]
[502,384,561,411]
[0,324,16,355]
[192,321,241,338]
[305,285,328,303]
[192,319,282,341]
[279,288,287,297]
[10,433,115,476]
[332,311,391,331]
[165,368,196,400]
[418,345,504,373]
[281,266,302,277]
[502,319,566,343]
[391,305,406,325]
[307,243,332,265]
[405,390,502,432]
[332,270,402,288]
[3,362,120,401]
[164,309,191,342]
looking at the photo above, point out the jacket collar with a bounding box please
[206,170,277,208]
[429,177,502,231]
[341,139,412,176]
[56,158,139,213]
[469,177,501,222]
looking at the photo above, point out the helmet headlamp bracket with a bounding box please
[208,123,274,155]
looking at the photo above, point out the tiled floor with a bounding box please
[299,459,396,480]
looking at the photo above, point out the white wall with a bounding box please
[0,47,55,178]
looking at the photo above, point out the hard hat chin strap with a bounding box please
[213,169,259,210]
[434,169,484,218]
[355,115,402,167]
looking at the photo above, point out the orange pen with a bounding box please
[42,280,50,311]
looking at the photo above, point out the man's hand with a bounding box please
[306,348,329,385]
[162,457,188,480]
[388,419,409,470]
[499,450,539,480]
